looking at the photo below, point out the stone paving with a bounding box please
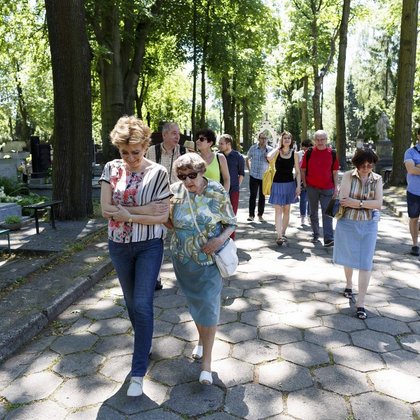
[0,180,419,419]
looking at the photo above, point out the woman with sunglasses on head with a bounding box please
[195,128,230,193]
[333,148,383,320]
[166,153,236,385]
[100,116,171,397]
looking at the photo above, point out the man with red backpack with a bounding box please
[301,130,339,247]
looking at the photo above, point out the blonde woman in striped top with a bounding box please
[100,116,171,397]
[333,148,383,320]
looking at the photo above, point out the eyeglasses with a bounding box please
[177,172,199,181]
[259,137,267,140]
[197,136,207,142]
[359,163,374,169]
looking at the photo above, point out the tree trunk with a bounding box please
[391,0,419,185]
[91,1,160,162]
[235,101,241,148]
[222,76,235,135]
[310,11,322,130]
[191,0,198,137]
[335,0,351,170]
[200,0,211,128]
[300,76,309,141]
[242,97,251,151]
[200,59,206,128]
[45,0,93,219]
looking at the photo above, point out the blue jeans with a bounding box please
[108,238,163,376]
[307,186,334,241]
[299,189,309,217]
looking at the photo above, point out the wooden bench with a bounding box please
[23,200,63,234]
[0,229,11,252]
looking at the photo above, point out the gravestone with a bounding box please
[375,112,393,172]
[30,136,51,179]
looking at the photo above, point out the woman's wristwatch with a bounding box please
[128,217,133,223]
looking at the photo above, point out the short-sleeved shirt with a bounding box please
[342,169,382,221]
[225,150,245,192]
[247,144,272,180]
[146,143,183,183]
[301,147,339,189]
[169,179,237,266]
[100,159,171,243]
[404,144,420,196]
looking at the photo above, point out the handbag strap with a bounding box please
[269,150,279,168]
[184,186,205,238]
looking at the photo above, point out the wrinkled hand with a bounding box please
[104,205,131,222]
[164,219,174,229]
[202,236,224,255]
[143,200,169,215]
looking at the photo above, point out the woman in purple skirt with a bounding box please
[267,131,301,245]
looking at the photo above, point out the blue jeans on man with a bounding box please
[108,238,163,377]
[307,186,334,242]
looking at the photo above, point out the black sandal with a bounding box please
[343,288,353,299]
[356,307,367,320]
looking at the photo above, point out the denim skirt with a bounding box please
[333,213,379,271]
[268,181,299,206]
[172,257,222,327]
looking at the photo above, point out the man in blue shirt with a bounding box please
[219,134,245,238]
[246,133,272,222]
[404,128,420,256]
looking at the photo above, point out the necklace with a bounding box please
[280,148,291,157]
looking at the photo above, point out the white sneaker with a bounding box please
[192,344,203,359]
[127,376,143,397]
[199,370,213,385]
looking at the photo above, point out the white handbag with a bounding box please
[184,186,238,278]
[213,238,238,277]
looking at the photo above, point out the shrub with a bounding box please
[0,177,19,196]
[4,215,22,224]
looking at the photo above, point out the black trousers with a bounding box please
[248,175,266,217]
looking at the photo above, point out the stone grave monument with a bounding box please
[375,112,393,172]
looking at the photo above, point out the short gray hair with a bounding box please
[173,153,206,174]
[314,130,328,140]
[162,122,179,134]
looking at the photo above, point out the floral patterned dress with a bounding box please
[170,179,236,326]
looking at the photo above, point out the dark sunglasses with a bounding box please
[197,136,207,142]
[177,172,199,181]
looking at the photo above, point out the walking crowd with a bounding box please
[100,115,419,398]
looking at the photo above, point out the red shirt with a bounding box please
[301,147,339,189]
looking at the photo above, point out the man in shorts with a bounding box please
[404,128,420,256]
